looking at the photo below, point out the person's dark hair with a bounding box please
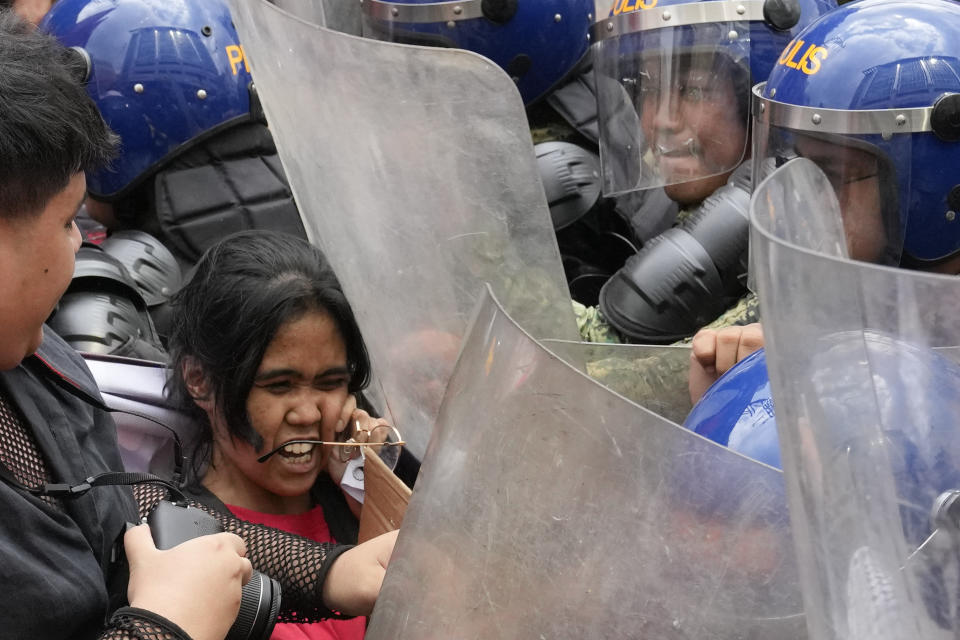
[167,230,372,477]
[0,10,118,218]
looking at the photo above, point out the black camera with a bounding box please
[147,500,282,640]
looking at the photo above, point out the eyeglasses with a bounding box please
[256,422,405,471]
[336,422,404,470]
[788,150,880,195]
[822,169,879,194]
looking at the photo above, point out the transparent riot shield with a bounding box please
[320,0,362,35]
[752,158,960,640]
[591,6,752,196]
[265,0,325,26]
[266,0,362,34]
[367,286,803,639]
[228,0,578,458]
[545,340,693,424]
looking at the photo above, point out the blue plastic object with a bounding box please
[761,0,960,261]
[684,348,781,469]
[363,0,594,106]
[42,0,254,199]
[609,0,839,92]
[686,338,960,504]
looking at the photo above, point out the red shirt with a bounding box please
[226,503,367,640]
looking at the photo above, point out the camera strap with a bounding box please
[0,456,185,500]
[0,353,188,500]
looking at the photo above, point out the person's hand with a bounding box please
[327,395,391,487]
[124,524,253,640]
[322,529,398,616]
[688,323,764,405]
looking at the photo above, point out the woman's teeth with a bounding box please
[278,442,315,462]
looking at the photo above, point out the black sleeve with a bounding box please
[134,484,353,623]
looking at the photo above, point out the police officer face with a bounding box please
[0,173,84,370]
[795,136,887,264]
[639,56,748,206]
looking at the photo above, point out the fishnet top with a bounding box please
[0,390,350,640]
[133,483,351,624]
[0,387,58,508]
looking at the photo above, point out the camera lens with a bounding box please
[144,501,284,640]
[225,570,282,640]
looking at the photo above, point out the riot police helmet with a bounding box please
[360,0,595,106]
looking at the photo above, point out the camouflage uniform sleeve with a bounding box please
[572,301,623,344]
[586,350,692,424]
[679,291,761,343]
[576,293,761,422]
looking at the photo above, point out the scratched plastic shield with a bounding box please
[229,0,578,458]
[266,0,361,34]
[592,7,752,196]
[752,158,960,640]
[546,339,693,423]
[367,287,804,639]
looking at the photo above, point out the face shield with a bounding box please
[360,1,466,47]
[359,0,593,106]
[750,82,944,266]
[750,157,960,640]
[591,2,755,198]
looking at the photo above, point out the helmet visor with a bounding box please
[752,85,910,266]
[360,4,460,48]
[751,156,960,640]
[593,22,751,196]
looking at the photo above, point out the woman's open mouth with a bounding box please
[275,441,317,464]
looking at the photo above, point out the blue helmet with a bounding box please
[753,0,960,264]
[683,348,780,468]
[359,0,594,106]
[41,0,256,200]
[685,335,960,628]
[685,340,960,551]
[676,347,785,530]
[590,0,837,197]
[602,0,838,91]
